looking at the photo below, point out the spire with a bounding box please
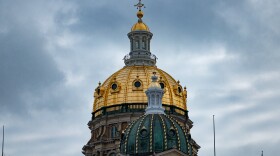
[134,0,145,22]
[145,72,165,114]
[124,0,157,66]
[131,0,148,31]
[134,0,145,11]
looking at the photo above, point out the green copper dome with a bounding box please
[120,114,191,155]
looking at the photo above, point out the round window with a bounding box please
[140,129,148,137]
[134,81,141,88]
[111,83,118,90]
[178,87,182,93]
[160,82,165,89]
[168,129,176,137]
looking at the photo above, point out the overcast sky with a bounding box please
[0,0,280,155]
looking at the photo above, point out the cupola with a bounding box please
[124,0,156,66]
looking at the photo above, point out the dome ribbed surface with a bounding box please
[93,66,187,112]
[120,114,190,155]
[131,22,150,31]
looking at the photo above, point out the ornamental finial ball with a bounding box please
[137,10,144,19]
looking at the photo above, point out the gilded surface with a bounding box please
[93,66,187,112]
[131,10,150,32]
[131,22,150,31]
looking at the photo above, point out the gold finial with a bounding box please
[131,0,150,31]
[137,11,144,19]
[135,0,145,20]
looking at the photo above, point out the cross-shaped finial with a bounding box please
[134,0,145,11]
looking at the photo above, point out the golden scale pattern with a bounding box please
[93,66,187,112]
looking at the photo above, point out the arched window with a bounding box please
[156,95,159,105]
[111,125,117,138]
[148,39,150,51]
[142,37,146,49]
[135,37,140,49]
[130,39,133,51]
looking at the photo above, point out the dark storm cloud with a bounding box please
[0,1,90,155]
[0,10,63,115]
[148,1,280,155]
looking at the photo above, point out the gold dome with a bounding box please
[131,11,150,32]
[131,22,150,32]
[93,66,187,112]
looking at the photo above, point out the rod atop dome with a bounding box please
[134,0,145,11]
[134,0,145,22]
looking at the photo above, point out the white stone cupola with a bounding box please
[145,72,165,114]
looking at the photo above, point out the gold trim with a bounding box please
[110,77,122,94]
[124,66,134,103]
[132,75,144,91]
[135,115,147,153]
[166,114,181,150]
[159,114,168,150]
[124,120,135,153]
[104,69,122,107]
[157,69,174,106]
[150,114,154,152]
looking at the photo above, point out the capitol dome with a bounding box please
[83,2,200,156]
[93,66,187,117]
[91,4,188,119]
[120,114,191,155]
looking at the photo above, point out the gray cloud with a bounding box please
[0,13,64,115]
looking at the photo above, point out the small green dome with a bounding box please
[120,114,191,155]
